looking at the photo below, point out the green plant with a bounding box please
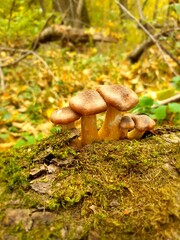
[169,3,180,15]
[171,76,180,90]
[132,96,155,115]
[13,132,42,148]
[132,96,180,125]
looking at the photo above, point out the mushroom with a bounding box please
[96,85,139,140]
[69,90,107,146]
[119,115,135,139]
[50,106,81,130]
[127,115,156,140]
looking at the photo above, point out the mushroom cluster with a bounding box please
[50,85,156,147]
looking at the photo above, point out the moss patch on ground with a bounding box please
[0,126,180,240]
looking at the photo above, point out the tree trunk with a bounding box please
[52,0,90,28]
[118,0,129,20]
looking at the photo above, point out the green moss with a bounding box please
[0,127,180,239]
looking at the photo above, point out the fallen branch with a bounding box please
[34,24,118,46]
[156,93,180,106]
[127,38,154,63]
[30,50,58,81]
[127,28,180,63]
[0,47,57,81]
[116,1,179,75]
[0,51,31,68]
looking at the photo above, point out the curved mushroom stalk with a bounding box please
[128,129,145,140]
[127,115,156,140]
[96,85,139,141]
[98,105,122,140]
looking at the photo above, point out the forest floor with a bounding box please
[0,125,180,240]
[1,40,179,151]
[0,6,180,238]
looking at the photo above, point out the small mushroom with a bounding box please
[96,85,139,140]
[69,90,107,146]
[119,115,135,139]
[50,106,81,130]
[127,115,156,140]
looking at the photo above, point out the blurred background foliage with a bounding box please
[0,0,180,150]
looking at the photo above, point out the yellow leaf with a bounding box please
[45,108,54,118]
[0,142,14,151]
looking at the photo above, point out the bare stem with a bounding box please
[136,0,145,20]
[0,47,57,81]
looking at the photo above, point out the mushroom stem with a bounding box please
[119,129,129,140]
[127,115,156,140]
[98,105,122,140]
[81,115,98,146]
[60,122,76,130]
[127,129,145,140]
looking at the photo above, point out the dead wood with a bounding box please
[127,38,154,63]
[157,93,180,106]
[34,24,118,47]
[127,28,180,64]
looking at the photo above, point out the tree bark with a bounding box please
[127,38,154,63]
[52,0,90,28]
[34,24,118,46]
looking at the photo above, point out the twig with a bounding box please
[0,47,57,81]
[0,66,5,92]
[142,0,149,10]
[137,17,180,66]
[136,0,145,20]
[160,44,180,66]
[116,1,179,76]
[30,50,58,81]
[127,27,180,63]
[0,51,32,68]
[31,13,55,50]
[156,93,180,106]
[0,47,27,52]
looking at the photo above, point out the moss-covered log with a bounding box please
[0,126,180,239]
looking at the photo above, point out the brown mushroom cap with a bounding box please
[50,107,81,125]
[119,115,135,140]
[127,114,156,140]
[96,85,138,140]
[96,85,139,111]
[69,89,107,115]
[69,90,107,146]
[131,115,155,132]
[119,115,135,129]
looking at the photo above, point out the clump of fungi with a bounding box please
[50,84,156,147]
[96,85,139,140]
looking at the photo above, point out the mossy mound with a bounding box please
[0,126,180,240]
